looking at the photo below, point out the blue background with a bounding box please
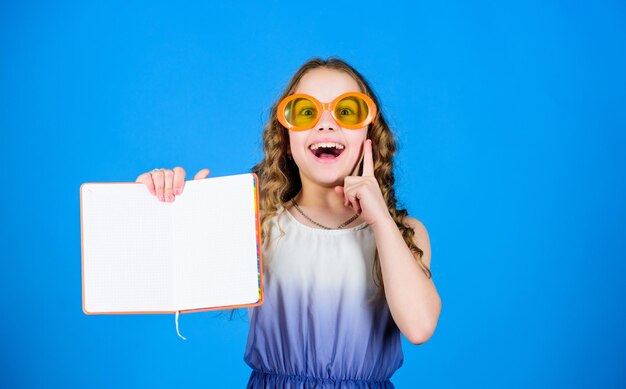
[2,1,625,388]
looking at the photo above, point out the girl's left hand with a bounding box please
[334,139,392,227]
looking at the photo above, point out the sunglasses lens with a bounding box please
[334,95,370,126]
[283,97,318,128]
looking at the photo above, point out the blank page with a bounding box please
[172,174,261,310]
[81,183,176,313]
[81,173,262,315]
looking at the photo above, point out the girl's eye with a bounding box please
[339,108,353,116]
[301,108,314,116]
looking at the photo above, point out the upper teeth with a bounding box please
[309,142,344,150]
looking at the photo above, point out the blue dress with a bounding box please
[244,208,404,388]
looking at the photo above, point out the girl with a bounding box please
[136,58,441,388]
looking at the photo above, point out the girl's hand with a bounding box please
[334,139,391,227]
[135,167,210,202]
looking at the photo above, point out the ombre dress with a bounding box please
[244,207,403,388]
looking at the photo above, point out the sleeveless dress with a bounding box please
[244,207,404,388]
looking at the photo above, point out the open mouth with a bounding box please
[309,142,345,160]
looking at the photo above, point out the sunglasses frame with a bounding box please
[277,92,377,131]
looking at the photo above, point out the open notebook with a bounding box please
[80,173,264,338]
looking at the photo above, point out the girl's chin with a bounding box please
[302,173,350,188]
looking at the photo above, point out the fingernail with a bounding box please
[158,194,164,201]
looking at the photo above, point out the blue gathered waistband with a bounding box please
[248,369,395,388]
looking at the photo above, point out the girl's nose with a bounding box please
[315,109,338,131]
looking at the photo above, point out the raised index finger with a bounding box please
[362,139,374,177]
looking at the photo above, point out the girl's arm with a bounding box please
[370,216,441,345]
[337,140,441,344]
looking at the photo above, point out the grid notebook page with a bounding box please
[172,174,260,310]
[81,183,176,313]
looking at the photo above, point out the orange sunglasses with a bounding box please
[277,92,377,131]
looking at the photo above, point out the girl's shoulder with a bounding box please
[404,216,432,268]
[404,216,426,233]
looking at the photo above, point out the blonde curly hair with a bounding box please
[249,57,431,302]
